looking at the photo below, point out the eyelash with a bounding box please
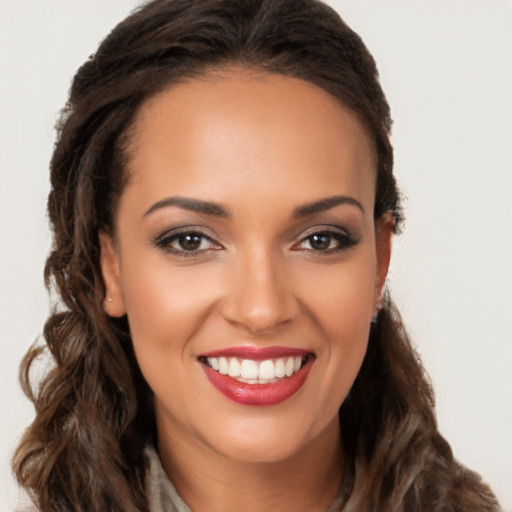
[292,229,358,254]
[153,228,358,258]
[154,230,220,258]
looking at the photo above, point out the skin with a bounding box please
[100,69,394,512]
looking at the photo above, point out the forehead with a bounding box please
[124,69,377,214]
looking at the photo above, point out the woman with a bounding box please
[12,0,501,511]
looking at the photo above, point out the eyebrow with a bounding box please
[143,194,363,219]
[293,195,364,217]
[144,196,230,218]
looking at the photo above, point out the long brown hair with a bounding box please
[13,1,499,511]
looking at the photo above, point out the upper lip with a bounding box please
[199,345,312,361]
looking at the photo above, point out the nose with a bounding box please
[221,249,300,335]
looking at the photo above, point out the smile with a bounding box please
[199,347,314,406]
[203,355,306,383]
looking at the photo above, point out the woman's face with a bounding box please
[101,70,393,464]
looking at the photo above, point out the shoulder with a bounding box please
[144,445,192,512]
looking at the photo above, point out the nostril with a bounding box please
[221,297,297,333]
[223,306,297,335]
[220,257,301,333]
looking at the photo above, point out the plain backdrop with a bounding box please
[1,1,511,511]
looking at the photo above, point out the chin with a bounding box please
[216,435,307,464]
[203,413,334,465]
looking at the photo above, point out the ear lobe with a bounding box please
[99,232,127,317]
[374,212,395,310]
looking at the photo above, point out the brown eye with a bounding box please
[177,233,203,251]
[308,233,332,251]
[293,229,358,254]
[155,230,220,255]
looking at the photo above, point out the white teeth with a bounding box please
[240,359,259,379]
[218,357,228,375]
[275,358,286,378]
[285,357,294,377]
[259,359,275,380]
[206,355,308,383]
[228,358,241,378]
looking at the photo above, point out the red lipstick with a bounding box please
[199,346,314,406]
[201,346,310,360]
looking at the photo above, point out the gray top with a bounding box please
[145,445,192,512]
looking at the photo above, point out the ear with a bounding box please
[99,232,127,317]
[373,212,395,313]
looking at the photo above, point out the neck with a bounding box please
[157,417,344,512]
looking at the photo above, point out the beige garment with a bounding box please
[146,445,192,512]
[145,445,346,512]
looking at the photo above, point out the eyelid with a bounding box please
[292,224,349,243]
[152,226,223,255]
[291,225,359,252]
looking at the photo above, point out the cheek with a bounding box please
[302,255,376,340]
[319,286,372,371]
[299,253,376,407]
[120,258,221,354]
[120,262,223,416]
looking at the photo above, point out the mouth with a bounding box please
[199,354,309,384]
[198,347,315,406]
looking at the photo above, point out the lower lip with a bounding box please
[201,358,313,406]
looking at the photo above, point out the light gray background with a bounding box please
[1,1,511,510]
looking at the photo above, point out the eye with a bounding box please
[154,230,220,255]
[304,233,336,251]
[294,229,357,253]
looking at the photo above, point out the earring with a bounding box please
[105,297,113,303]
[371,299,382,324]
